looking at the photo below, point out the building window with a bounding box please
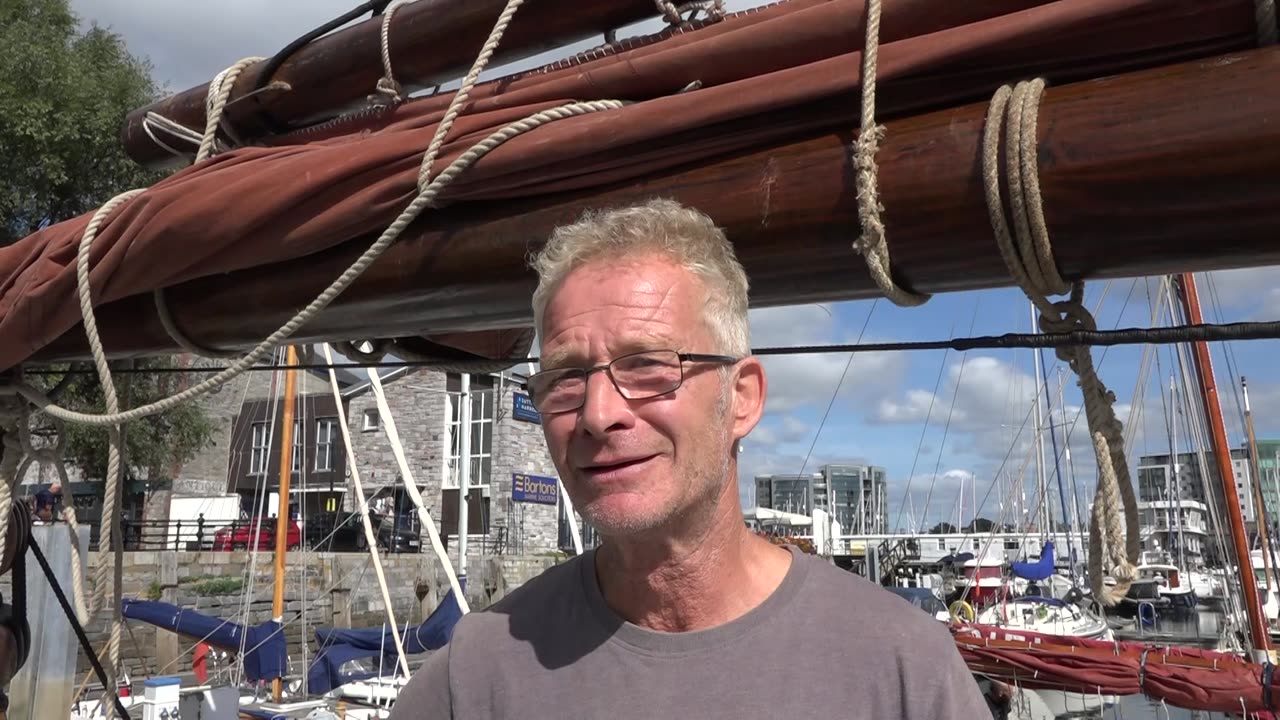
[315,418,336,472]
[444,383,494,488]
[250,422,269,475]
[291,420,304,474]
[362,409,380,432]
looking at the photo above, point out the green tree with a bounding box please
[32,358,215,487]
[0,0,161,246]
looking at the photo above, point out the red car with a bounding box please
[212,518,301,551]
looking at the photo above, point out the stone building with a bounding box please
[190,361,585,564]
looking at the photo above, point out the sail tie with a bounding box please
[981,78,1139,606]
[851,0,930,307]
[655,1,726,27]
[375,1,409,104]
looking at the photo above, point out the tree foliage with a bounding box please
[32,358,215,486]
[0,0,161,246]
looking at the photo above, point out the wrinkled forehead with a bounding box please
[538,257,713,365]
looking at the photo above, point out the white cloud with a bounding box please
[749,304,901,413]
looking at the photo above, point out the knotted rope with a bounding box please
[851,0,929,307]
[981,78,1139,606]
[375,1,410,103]
[654,1,725,27]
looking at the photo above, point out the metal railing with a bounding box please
[77,515,429,553]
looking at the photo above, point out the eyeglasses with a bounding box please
[526,350,740,414]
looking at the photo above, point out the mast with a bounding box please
[1168,372,1179,564]
[457,372,472,591]
[1173,374,1185,570]
[1175,273,1271,656]
[271,345,300,702]
[1031,304,1049,535]
[1243,377,1275,595]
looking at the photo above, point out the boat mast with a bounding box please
[1031,304,1049,535]
[1243,378,1275,595]
[457,372,472,592]
[1168,372,1179,565]
[1175,274,1271,655]
[271,345,300,702]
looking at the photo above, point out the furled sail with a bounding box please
[3,0,1278,369]
[121,598,289,682]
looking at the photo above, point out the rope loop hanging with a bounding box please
[850,0,930,307]
[981,76,1140,606]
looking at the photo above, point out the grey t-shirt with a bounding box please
[392,545,989,719]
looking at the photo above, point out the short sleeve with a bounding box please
[389,643,453,719]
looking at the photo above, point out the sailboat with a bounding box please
[5,0,1280,714]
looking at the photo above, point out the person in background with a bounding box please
[33,482,62,523]
[392,199,990,718]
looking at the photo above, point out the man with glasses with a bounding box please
[392,200,989,718]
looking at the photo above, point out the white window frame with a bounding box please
[362,408,380,432]
[315,418,336,472]
[443,385,494,489]
[290,420,304,475]
[249,422,269,476]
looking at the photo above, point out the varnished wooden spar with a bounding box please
[121,0,662,170]
[36,46,1280,362]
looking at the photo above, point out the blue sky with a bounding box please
[741,269,1280,531]
[72,1,1280,532]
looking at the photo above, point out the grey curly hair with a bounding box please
[529,199,751,356]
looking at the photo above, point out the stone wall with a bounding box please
[172,372,250,499]
[49,548,565,680]
[345,369,449,519]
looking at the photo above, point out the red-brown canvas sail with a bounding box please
[0,0,1271,370]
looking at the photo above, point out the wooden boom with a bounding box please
[120,0,664,170]
[37,46,1280,363]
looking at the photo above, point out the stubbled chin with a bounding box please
[579,493,668,535]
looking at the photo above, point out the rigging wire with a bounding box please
[889,323,953,532]
[914,296,982,534]
[23,315,1279,377]
[790,299,879,508]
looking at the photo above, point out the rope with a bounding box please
[374,1,409,103]
[197,57,265,163]
[981,78,1139,606]
[850,0,929,307]
[1259,0,1278,47]
[364,365,470,613]
[13,110,625,426]
[319,343,410,678]
[654,1,725,27]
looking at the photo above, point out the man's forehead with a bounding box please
[539,328,682,368]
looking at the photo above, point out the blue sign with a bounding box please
[512,473,558,506]
[513,392,541,424]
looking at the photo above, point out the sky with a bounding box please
[70,0,1280,531]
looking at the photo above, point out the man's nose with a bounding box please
[578,370,634,435]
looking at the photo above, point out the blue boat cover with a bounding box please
[121,599,288,682]
[1010,540,1056,581]
[307,589,463,695]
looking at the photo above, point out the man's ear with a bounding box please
[730,357,767,443]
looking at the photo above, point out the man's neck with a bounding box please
[594,496,792,633]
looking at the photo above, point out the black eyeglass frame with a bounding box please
[525,350,741,414]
